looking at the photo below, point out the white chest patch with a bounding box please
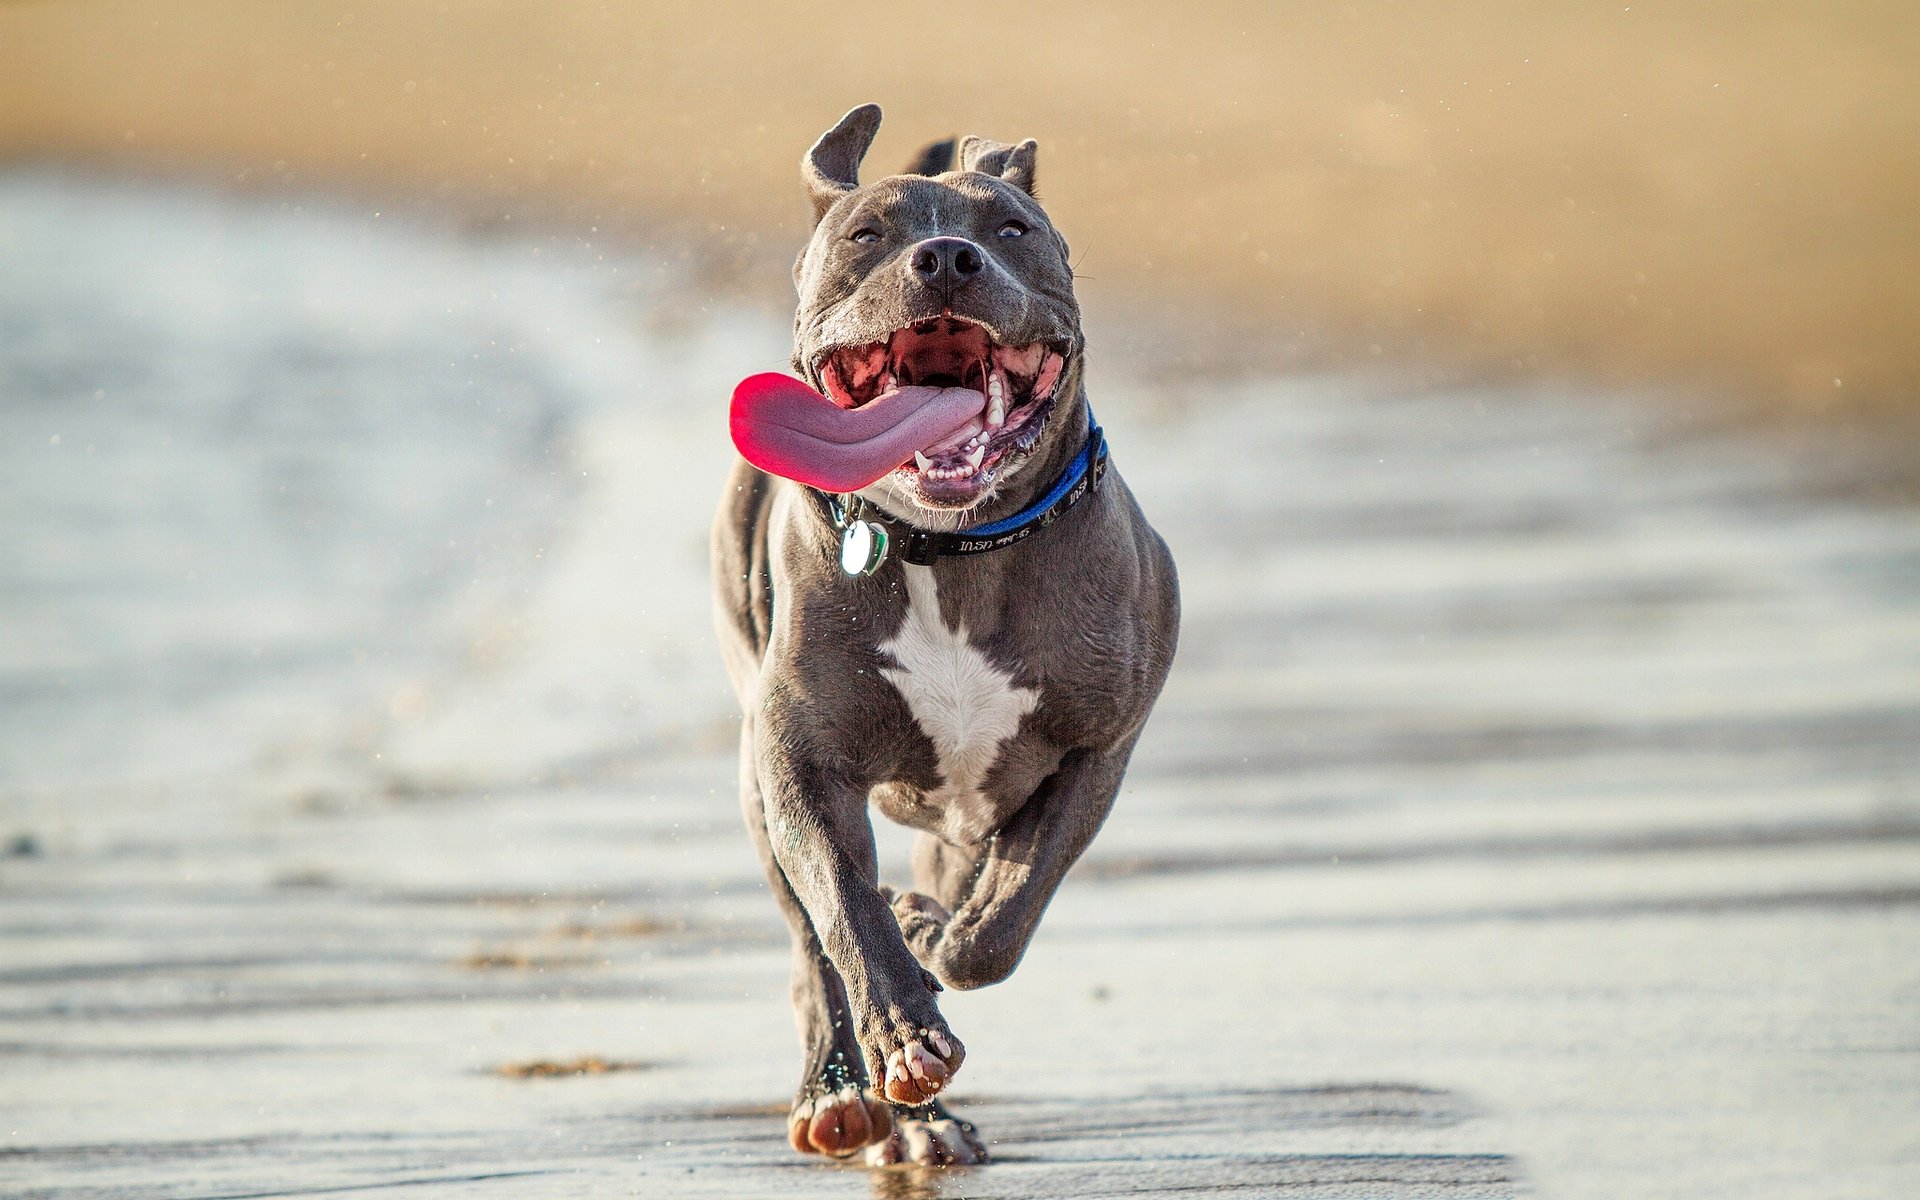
[880,567,1039,816]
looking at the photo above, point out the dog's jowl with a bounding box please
[711,103,1179,1167]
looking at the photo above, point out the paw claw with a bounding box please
[883,1051,944,1103]
[907,1042,938,1083]
[878,1028,964,1104]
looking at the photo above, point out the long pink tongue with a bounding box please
[730,373,984,492]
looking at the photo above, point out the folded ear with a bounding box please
[902,137,956,177]
[803,104,883,223]
[959,135,1039,195]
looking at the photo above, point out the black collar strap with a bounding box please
[826,419,1108,566]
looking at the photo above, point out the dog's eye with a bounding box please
[850,228,881,244]
[997,221,1028,239]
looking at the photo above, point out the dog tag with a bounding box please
[840,519,888,577]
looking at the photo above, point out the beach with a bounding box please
[3,1,1918,427]
[3,174,1917,1197]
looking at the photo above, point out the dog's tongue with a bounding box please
[730,372,984,492]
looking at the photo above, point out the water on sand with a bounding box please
[3,176,1917,1199]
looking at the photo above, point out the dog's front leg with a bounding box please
[736,721,896,1157]
[757,720,967,1106]
[895,735,1141,991]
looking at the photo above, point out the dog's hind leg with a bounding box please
[738,723,894,1158]
[860,562,1150,1174]
[865,1096,989,1167]
[894,736,1140,991]
[877,744,1128,1161]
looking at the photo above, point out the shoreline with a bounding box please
[12,147,1917,500]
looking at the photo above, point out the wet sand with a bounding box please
[4,176,1919,1198]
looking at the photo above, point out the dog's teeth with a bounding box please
[987,372,1007,427]
[914,451,932,472]
[966,445,985,469]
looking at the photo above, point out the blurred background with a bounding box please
[4,4,1918,1199]
[5,0,1918,425]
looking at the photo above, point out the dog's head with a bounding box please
[791,104,1083,516]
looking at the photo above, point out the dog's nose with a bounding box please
[908,237,985,291]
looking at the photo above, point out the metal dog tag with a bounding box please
[840,520,888,577]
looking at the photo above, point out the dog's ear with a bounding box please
[902,137,956,177]
[802,103,883,224]
[959,135,1039,196]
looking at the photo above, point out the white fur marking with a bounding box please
[880,567,1038,822]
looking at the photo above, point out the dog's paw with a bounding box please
[788,1085,894,1157]
[884,888,953,959]
[864,1101,988,1167]
[872,1024,964,1105]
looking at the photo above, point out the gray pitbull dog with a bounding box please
[711,103,1178,1167]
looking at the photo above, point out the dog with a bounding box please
[711,103,1179,1167]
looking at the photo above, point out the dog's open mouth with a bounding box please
[817,318,1066,504]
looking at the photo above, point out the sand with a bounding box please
[3,174,1917,1198]
[1,0,1917,427]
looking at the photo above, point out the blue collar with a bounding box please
[826,416,1109,567]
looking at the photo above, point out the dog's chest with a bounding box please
[876,566,1039,840]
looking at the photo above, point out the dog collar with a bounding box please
[824,417,1109,575]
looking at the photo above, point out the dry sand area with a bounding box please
[2,0,1918,429]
